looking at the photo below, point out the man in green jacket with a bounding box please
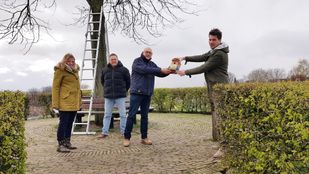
[177,28,229,159]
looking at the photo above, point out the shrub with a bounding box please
[152,87,210,113]
[213,81,309,173]
[0,91,27,174]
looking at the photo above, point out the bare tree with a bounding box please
[228,72,237,83]
[1,0,197,124]
[266,68,286,82]
[247,68,269,82]
[0,0,56,52]
[1,0,196,97]
[289,59,309,78]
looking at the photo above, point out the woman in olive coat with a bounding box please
[52,53,81,153]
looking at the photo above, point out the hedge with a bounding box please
[0,91,27,174]
[213,81,309,173]
[152,87,210,113]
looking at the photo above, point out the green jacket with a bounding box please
[52,63,81,111]
[185,43,229,84]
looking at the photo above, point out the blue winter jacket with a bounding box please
[130,53,168,96]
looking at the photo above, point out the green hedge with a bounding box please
[0,91,27,174]
[213,81,309,174]
[152,87,210,113]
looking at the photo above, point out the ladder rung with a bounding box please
[89,13,101,15]
[74,123,88,125]
[89,21,100,24]
[87,30,99,33]
[85,49,97,51]
[83,68,95,71]
[81,78,94,81]
[84,58,96,61]
[86,39,98,42]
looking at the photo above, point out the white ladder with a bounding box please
[72,6,106,135]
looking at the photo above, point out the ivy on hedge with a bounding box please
[0,91,27,174]
[213,81,309,174]
[152,87,210,113]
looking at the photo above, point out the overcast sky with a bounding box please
[0,0,309,91]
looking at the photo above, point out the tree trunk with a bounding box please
[88,0,107,125]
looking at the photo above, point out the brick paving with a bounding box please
[26,113,222,174]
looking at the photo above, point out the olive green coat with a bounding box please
[185,43,229,84]
[52,64,81,111]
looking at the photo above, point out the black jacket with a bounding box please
[101,61,130,99]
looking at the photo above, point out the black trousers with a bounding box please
[57,111,76,144]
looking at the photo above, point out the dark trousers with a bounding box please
[57,111,76,144]
[124,94,151,140]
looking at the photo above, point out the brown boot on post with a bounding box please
[141,138,152,145]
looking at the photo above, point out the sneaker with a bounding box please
[57,145,70,153]
[213,147,224,159]
[141,138,152,145]
[123,139,130,147]
[97,134,108,139]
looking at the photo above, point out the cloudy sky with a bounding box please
[0,0,308,91]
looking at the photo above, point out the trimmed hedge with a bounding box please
[213,81,309,173]
[152,87,210,113]
[0,91,27,174]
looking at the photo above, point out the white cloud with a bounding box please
[0,67,11,74]
[28,58,56,74]
[16,71,28,77]
[4,78,14,82]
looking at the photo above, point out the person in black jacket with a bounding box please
[98,53,130,138]
[123,47,172,147]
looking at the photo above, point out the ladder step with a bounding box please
[83,68,95,71]
[84,58,96,61]
[89,21,100,24]
[74,123,88,125]
[81,78,94,81]
[86,39,98,42]
[89,13,101,15]
[87,30,99,33]
[85,49,97,51]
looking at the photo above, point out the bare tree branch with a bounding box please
[0,0,56,53]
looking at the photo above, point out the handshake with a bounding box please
[160,57,186,76]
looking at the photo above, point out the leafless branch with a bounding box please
[73,0,197,44]
[0,0,56,53]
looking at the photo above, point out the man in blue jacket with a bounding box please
[123,47,171,147]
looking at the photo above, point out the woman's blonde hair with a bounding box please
[55,53,77,71]
[60,53,75,64]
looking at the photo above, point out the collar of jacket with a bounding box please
[140,53,151,62]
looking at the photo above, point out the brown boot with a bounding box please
[123,139,130,147]
[64,138,77,150]
[97,134,108,139]
[57,140,70,153]
[141,138,152,145]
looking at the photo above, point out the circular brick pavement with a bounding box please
[26,113,222,174]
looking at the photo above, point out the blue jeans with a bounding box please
[102,97,127,135]
[57,111,76,144]
[124,94,151,140]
